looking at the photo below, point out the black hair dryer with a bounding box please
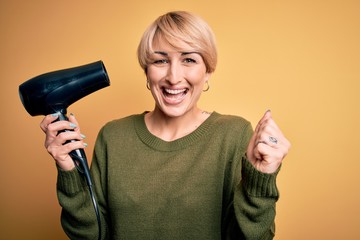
[18,60,110,186]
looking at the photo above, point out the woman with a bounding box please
[41,11,290,239]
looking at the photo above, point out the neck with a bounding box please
[145,107,211,141]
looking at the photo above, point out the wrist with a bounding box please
[56,160,75,171]
[242,157,280,198]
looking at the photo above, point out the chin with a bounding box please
[159,105,191,118]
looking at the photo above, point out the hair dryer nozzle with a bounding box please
[19,60,110,116]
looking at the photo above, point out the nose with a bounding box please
[166,61,182,85]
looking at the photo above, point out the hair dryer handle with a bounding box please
[57,113,93,187]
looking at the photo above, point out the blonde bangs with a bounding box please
[137,11,217,73]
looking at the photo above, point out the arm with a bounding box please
[40,114,109,239]
[225,111,290,239]
[231,157,279,240]
[58,126,109,240]
[57,167,108,239]
[57,147,109,240]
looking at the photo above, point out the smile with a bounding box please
[162,87,188,102]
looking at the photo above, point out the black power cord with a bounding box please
[70,151,102,240]
[59,113,102,240]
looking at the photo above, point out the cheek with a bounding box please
[147,66,167,82]
[146,70,156,82]
[187,70,209,86]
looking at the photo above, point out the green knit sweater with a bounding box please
[57,112,279,240]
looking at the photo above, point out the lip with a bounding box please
[161,87,188,104]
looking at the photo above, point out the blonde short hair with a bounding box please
[137,11,217,73]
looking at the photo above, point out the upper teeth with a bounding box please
[164,88,186,94]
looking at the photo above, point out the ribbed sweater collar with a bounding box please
[134,111,220,152]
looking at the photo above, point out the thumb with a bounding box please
[255,109,272,132]
[247,109,272,163]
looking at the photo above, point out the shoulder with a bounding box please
[212,112,252,132]
[208,112,253,158]
[209,112,254,146]
[99,113,144,137]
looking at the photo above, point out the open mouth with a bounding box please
[162,87,188,102]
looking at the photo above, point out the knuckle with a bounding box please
[46,123,56,132]
[46,145,57,157]
[262,124,273,133]
[57,131,67,140]
[62,144,72,153]
[46,145,52,153]
[65,141,81,151]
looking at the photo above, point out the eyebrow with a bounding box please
[153,51,200,56]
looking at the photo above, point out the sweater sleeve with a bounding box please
[56,127,109,240]
[224,121,280,240]
[233,157,279,240]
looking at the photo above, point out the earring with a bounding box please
[203,81,210,92]
[146,80,150,90]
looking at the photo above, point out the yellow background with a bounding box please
[1,0,359,239]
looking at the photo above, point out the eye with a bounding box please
[183,58,196,63]
[153,59,168,65]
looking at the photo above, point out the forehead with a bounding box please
[151,35,195,53]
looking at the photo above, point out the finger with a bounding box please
[45,128,84,151]
[63,140,87,153]
[253,144,263,160]
[259,109,271,125]
[46,120,78,136]
[56,130,85,145]
[255,114,285,147]
[256,131,280,148]
[257,119,281,137]
[47,140,87,162]
[255,109,272,133]
[247,110,272,161]
[254,142,283,162]
[248,110,277,162]
[68,113,79,128]
[40,113,60,132]
[257,123,289,150]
